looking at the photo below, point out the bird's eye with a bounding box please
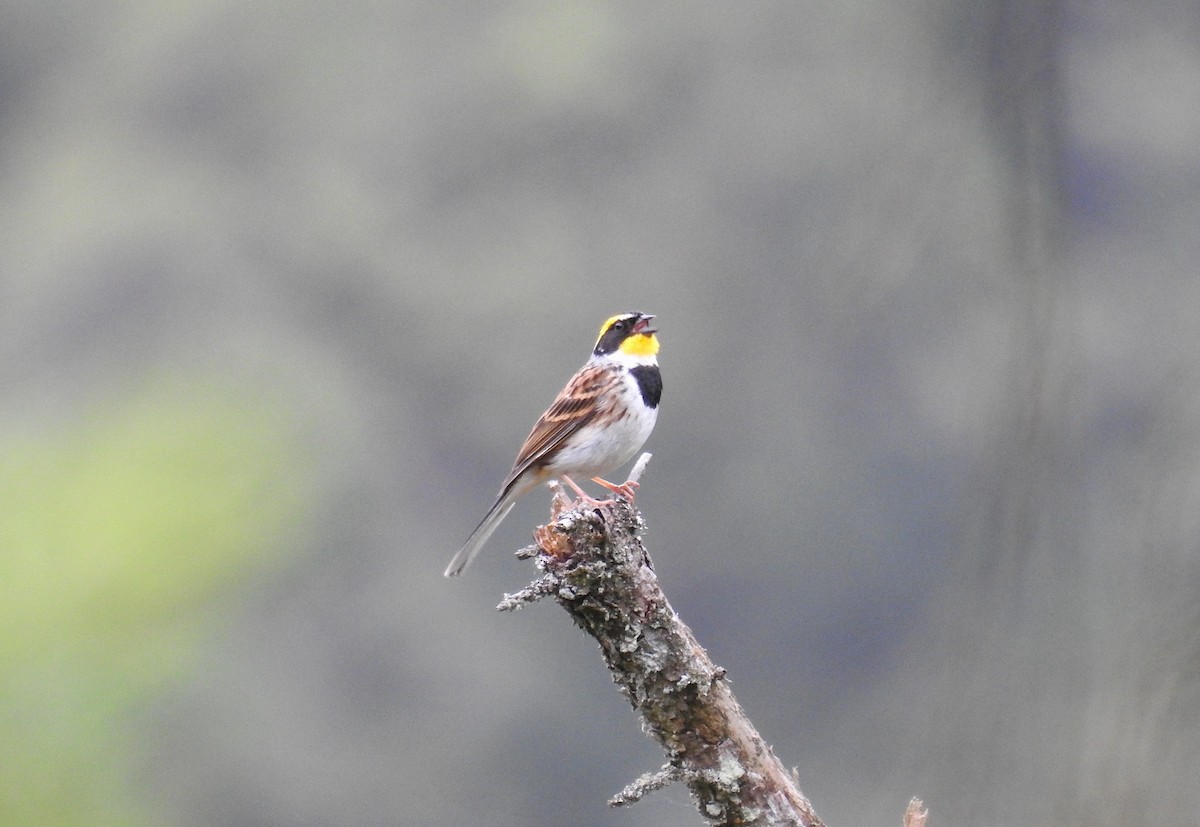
[612,320,626,331]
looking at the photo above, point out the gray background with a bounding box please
[4,1,1200,825]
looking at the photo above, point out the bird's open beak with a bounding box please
[633,314,656,335]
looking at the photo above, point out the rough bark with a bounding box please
[498,481,827,826]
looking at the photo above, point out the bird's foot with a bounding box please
[560,475,610,506]
[591,476,639,503]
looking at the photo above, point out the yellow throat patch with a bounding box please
[619,331,659,357]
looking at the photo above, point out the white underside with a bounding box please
[545,367,658,479]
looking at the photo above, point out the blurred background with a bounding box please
[3,1,1199,825]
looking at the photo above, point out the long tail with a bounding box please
[444,487,523,577]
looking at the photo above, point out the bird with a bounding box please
[444,312,662,577]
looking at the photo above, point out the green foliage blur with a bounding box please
[0,377,311,826]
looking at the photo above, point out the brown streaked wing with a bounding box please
[502,363,615,485]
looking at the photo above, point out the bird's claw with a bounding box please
[558,475,639,507]
[560,475,609,506]
[592,476,639,503]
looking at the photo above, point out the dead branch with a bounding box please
[497,466,825,826]
[495,457,928,825]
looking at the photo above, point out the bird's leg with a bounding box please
[591,476,639,502]
[560,475,609,506]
